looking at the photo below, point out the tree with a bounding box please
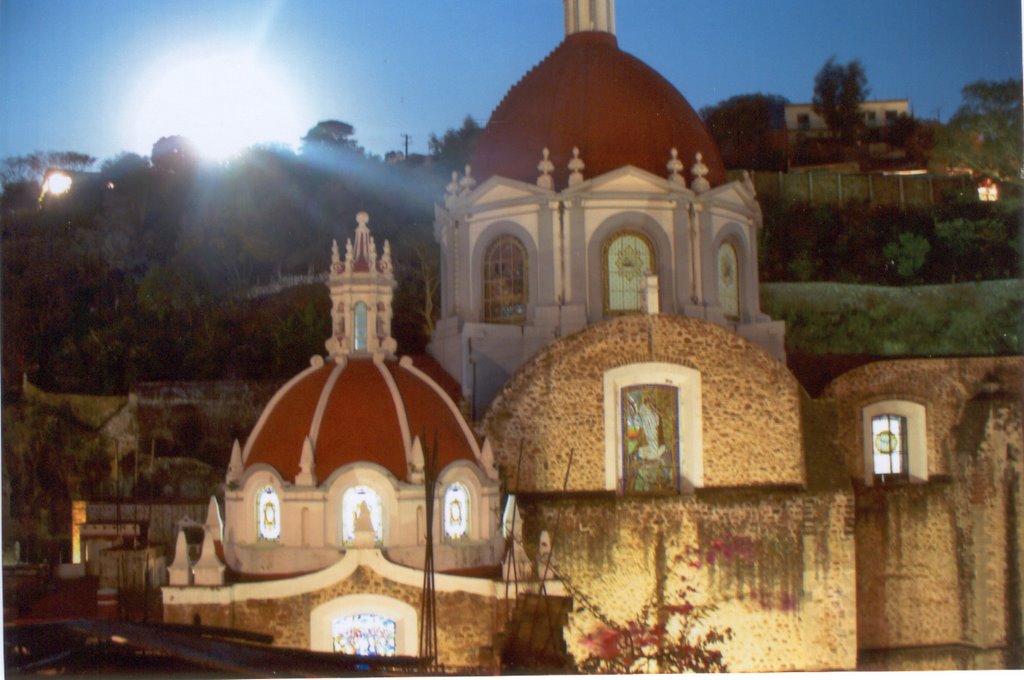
[812,57,869,145]
[301,120,363,155]
[700,94,788,170]
[935,78,1023,183]
[0,151,95,188]
[428,115,482,175]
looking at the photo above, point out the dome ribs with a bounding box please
[471,32,725,190]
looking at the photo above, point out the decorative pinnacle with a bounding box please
[537,147,555,189]
[568,146,585,186]
[667,147,685,184]
[691,151,710,193]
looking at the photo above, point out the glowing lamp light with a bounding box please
[43,171,73,196]
[977,178,999,202]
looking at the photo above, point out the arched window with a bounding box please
[256,486,281,541]
[483,236,527,323]
[353,302,368,351]
[620,384,680,494]
[332,614,397,656]
[342,486,383,545]
[603,232,654,315]
[442,483,470,540]
[861,400,928,486]
[604,363,703,493]
[717,241,740,320]
[871,414,908,483]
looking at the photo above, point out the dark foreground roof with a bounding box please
[5,620,426,677]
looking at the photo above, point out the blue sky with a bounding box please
[1,0,1021,163]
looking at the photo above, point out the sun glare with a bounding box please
[127,46,307,161]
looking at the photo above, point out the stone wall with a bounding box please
[825,357,1024,669]
[484,315,804,492]
[517,487,856,671]
[164,565,499,670]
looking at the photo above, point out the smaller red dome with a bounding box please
[471,32,727,190]
[244,357,478,483]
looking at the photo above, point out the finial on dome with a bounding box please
[691,151,711,193]
[564,0,616,36]
[444,170,460,205]
[537,147,555,189]
[667,148,685,185]
[459,164,476,194]
[226,439,243,485]
[331,239,343,274]
[568,146,585,186]
[297,436,317,486]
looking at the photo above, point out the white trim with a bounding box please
[161,547,502,607]
[310,593,417,654]
[861,400,928,486]
[243,364,323,463]
[373,357,412,453]
[603,363,703,492]
[399,357,482,462]
[307,363,346,451]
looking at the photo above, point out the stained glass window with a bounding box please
[256,486,281,541]
[443,483,470,540]
[621,384,680,494]
[717,242,739,320]
[872,414,909,483]
[332,614,397,656]
[483,236,527,323]
[342,486,383,544]
[603,232,654,315]
[353,302,368,351]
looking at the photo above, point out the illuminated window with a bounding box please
[862,400,928,486]
[332,614,397,656]
[256,486,281,541]
[483,236,527,323]
[871,414,909,484]
[342,486,383,545]
[443,483,470,540]
[717,242,739,320]
[620,384,680,495]
[978,179,999,202]
[354,302,368,350]
[603,232,654,316]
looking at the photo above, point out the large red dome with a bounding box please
[244,357,478,483]
[471,32,727,190]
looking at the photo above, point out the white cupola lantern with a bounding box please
[564,0,616,36]
[325,212,398,361]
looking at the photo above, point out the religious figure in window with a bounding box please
[443,483,469,540]
[483,236,527,323]
[604,232,654,315]
[872,414,909,483]
[342,486,383,544]
[332,614,397,656]
[621,385,679,494]
[256,485,281,541]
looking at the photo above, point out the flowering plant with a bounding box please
[571,558,732,674]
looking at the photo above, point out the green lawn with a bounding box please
[762,279,1024,356]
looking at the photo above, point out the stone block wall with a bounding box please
[518,487,855,671]
[164,565,500,670]
[825,357,1024,669]
[484,315,804,492]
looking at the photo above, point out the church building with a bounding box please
[162,1,1023,672]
